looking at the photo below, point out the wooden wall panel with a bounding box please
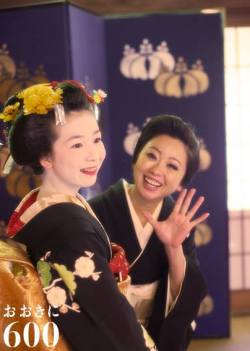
[0,0,250,25]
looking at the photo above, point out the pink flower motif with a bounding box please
[47,286,67,307]
[59,305,68,314]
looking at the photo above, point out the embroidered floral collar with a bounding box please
[8,188,100,237]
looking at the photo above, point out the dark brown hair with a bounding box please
[132,115,200,185]
[8,81,95,174]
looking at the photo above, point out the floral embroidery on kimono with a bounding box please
[37,250,101,314]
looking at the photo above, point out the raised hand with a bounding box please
[143,188,209,249]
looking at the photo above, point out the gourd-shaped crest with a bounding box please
[123,123,141,155]
[0,44,16,81]
[0,44,50,198]
[198,295,214,316]
[123,118,152,155]
[199,139,212,171]
[6,166,41,199]
[120,39,175,80]
[154,57,210,98]
[0,61,49,103]
[190,60,209,93]
[195,222,213,247]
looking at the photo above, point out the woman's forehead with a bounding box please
[55,110,99,140]
[143,134,185,149]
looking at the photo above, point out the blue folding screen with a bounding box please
[104,12,228,338]
[0,4,107,220]
[0,4,228,338]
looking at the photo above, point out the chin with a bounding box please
[140,189,161,202]
[83,178,97,188]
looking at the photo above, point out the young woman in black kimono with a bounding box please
[0,81,156,351]
[89,115,210,351]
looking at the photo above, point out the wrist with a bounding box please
[164,244,183,257]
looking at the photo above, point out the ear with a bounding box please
[40,155,52,170]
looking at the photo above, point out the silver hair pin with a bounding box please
[3,154,15,175]
[92,104,100,121]
[54,104,66,126]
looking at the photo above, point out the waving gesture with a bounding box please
[143,188,209,249]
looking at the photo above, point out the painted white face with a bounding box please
[41,110,106,194]
[133,135,188,203]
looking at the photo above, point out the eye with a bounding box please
[94,137,102,143]
[167,164,178,171]
[146,152,157,160]
[71,143,83,149]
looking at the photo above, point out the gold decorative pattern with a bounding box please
[6,167,41,199]
[119,40,210,98]
[154,57,209,98]
[0,44,48,197]
[198,294,214,316]
[195,222,213,247]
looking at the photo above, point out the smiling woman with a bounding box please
[38,109,106,196]
[89,115,209,351]
[132,134,188,204]
[0,80,156,351]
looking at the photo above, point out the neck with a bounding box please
[37,177,78,200]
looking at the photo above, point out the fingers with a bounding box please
[186,195,205,220]
[191,212,210,227]
[173,188,188,213]
[174,188,197,215]
[175,188,208,223]
[180,188,196,215]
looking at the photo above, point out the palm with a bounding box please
[144,188,209,248]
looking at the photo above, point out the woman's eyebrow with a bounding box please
[148,146,160,153]
[65,135,84,142]
[65,130,100,143]
[148,146,182,165]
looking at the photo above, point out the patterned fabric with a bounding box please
[8,189,157,351]
[8,188,131,290]
[109,242,129,281]
[37,249,101,315]
[0,239,70,351]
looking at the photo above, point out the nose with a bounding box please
[85,144,99,162]
[150,160,165,175]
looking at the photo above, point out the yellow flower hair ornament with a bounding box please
[0,81,107,128]
[51,80,107,105]
[17,83,63,115]
[0,102,20,123]
[92,89,107,104]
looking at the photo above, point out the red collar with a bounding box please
[7,191,38,237]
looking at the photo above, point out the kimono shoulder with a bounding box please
[14,202,111,262]
[90,179,174,223]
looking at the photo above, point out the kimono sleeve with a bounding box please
[37,216,155,351]
[150,230,207,351]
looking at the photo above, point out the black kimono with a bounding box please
[12,191,155,351]
[89,179,207,351]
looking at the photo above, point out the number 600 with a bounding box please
[3,321,59,348]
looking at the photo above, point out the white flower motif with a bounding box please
[46,286,67,307]
[75,255,95,278]
[59,305,68,314]
[92,273,101,281]
[96,89,107,98]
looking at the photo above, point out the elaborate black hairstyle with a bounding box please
[132,115,200,185]
[2,81,105,174]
